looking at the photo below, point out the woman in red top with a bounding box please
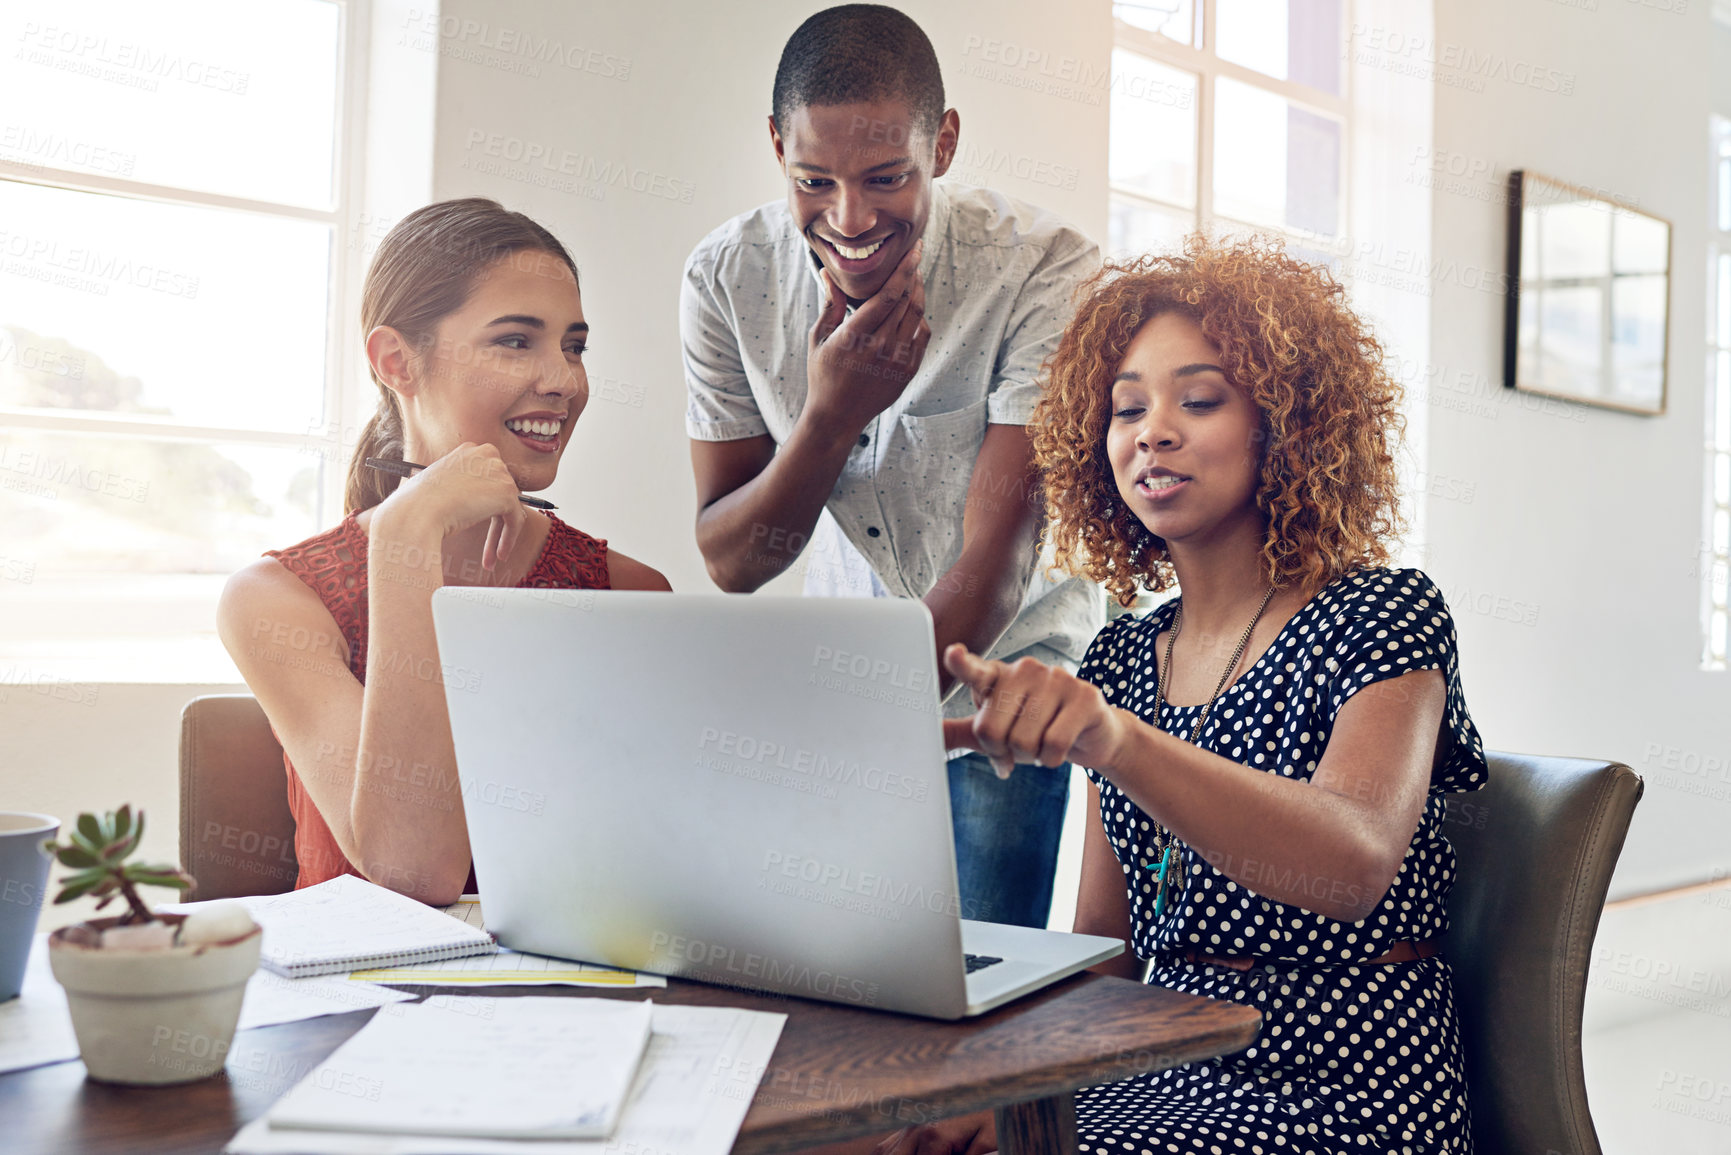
[217,198,670,905]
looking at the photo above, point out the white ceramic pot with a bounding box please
[48,914,261,1085]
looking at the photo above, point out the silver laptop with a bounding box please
[431,588,1122,1019]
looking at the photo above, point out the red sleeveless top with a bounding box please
[264,512,610,890]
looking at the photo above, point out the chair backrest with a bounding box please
[1444,752,1643,1155]
[178,694,298,900]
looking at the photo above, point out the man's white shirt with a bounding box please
[681,182,1107,718]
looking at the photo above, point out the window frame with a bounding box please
[0,0,370,679]
[2,0,368,516]
[1110,0,1353,257]
[1703,114,1731,670]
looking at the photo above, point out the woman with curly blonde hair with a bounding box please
[875,237,1487,1154]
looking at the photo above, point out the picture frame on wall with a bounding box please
[1502,169,1671,416]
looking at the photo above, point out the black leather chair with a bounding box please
[1444,752,1643,1155]
[178,694,299,900]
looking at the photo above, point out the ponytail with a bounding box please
[343,393,406,514]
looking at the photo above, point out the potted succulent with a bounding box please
[44,805,260,1084]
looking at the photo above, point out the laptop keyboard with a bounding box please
[963,953,1003,974]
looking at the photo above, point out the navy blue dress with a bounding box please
[1073,568,1487,1154]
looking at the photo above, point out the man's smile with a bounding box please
[813,229,900,279]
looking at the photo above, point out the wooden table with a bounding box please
[1,971,1259,1155]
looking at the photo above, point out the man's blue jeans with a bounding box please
[946,753,1071,929]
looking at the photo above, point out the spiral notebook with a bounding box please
[186,875,499,978]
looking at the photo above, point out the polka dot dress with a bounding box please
[1072,568,1487,1154]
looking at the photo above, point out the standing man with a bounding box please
[681,4,1105,928]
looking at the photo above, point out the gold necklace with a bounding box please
[1143,584,1277,921]
[1157,584,1279,743]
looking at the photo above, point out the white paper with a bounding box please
[347,899,665,989]
[0,935,414,1076]
[168,876,496,977]
[267,996,653,1140]
[225,1003,788,1155]
[0,936,79,1074]
[239,969,416,1029]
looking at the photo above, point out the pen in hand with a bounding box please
[362,458,557,510]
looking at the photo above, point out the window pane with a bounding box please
[0,0,341,209]
[1114,0,1199,46]
[1110,52,1198,208]
[1537,200,1611,280]
[1717,254,1731,349]
[1108,199,1194,260]
[1715,116,1731,233]
[0,430,326,575]
[1523,286,1603,395]
[1611,210,1667,276]
[1716,352,1731,449]
[1610,275,1665,409]
[0,572,234,683]
[1721,154,1731,235]
[0,179,331,433]
[1522,209,1541,286]
[1217,0,1287,80]
[1212,78,1341,236]
[1217,0,1341,95]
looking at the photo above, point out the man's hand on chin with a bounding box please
[804,242,931,435]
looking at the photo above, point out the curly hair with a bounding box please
[1032,234,1406,608]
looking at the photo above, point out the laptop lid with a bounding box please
[432,588,971,1018]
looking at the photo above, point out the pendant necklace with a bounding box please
[1143,584,1277,921]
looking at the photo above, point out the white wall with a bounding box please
[1421,0,1721,898]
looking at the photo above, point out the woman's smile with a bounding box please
[1130,466,1192,501]
[503,411,568,454]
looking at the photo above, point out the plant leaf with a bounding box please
[114,804,133,842]
[68,828,106,860]
[112,826,144,863]
[97,821,137,862]
[57,866,107,888]
[54,844,100,869]
[76,813,102,846]
[124,870,193,891]
[54,872,109,903]
[124,862,193,885]
[126,859,185,875]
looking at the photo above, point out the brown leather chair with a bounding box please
[178,694,299,900]
[1445,752,1643,1155]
